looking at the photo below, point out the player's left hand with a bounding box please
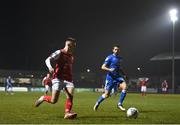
[49,67,54,73]
[109,68,115,72]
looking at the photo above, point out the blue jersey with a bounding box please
[103,54,123,78]
[6,78,12,86]
[103,54,125,91]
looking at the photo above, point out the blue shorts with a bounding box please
[113,83,118,92]
[104,76,125,92]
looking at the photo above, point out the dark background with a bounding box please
[0,0,180,77]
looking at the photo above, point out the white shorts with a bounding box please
[162,88,167,92]
[64,80,74,88]
[45,85,51,92]
[7,87,13,92]
[51,78,74,91]
[141,86,147,92]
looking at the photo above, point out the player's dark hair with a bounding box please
[66,37,76,43]
[113,45,120,49]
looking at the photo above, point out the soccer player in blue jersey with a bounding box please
[94,45,127,111]
[6,76,14,95]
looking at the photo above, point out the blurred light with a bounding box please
[169,9,178,23]
[81,76,85,79]
[137,67,141,71]
[87,69,90,72]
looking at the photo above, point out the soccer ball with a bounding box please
[126,107,139,119]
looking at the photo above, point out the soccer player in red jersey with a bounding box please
[139,78,148,96]
[161,80,168,95]
[42,73,52,95]
[35,37,77,119]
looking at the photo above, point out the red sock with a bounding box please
[65,98,73,113]
[44,95,52,103]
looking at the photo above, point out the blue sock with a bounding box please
[118,90,126,105]
[97,94,106,104]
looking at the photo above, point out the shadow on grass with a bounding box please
[140,110,164,113]
[77,115,119,119]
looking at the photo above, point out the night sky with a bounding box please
[1,0,180,76]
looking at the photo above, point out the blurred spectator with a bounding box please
[161,80,168,95]
[6,76,14,95]
[139,78,149,96]
[42,73,52,95]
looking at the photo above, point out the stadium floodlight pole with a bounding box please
[169,9,178,93]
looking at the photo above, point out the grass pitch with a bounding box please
[0,91,180,124]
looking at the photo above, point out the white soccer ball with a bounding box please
[126,107,139,119]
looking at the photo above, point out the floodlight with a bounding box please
[169,9,178,22]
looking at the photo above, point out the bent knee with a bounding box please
[122,86,127,90]
[102,93,110,98]
[120,82,127,90]
[51,99,58,104]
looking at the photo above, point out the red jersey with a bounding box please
[52,49,74,82]
[140,80,147,86]
[162,81,168,88]
[42,76,52,86]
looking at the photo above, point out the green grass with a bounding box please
[0,92,180,124]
